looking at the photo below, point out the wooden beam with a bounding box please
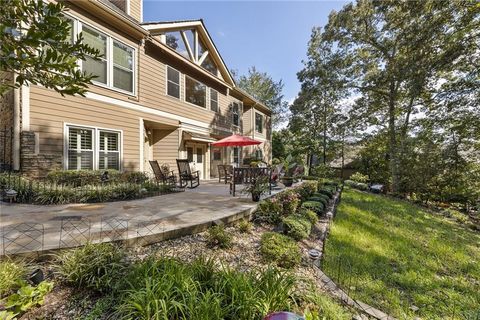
[180,30,195,61]
[198,50,209,65]
[194,30,199,62]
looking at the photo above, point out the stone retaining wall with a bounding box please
[21,131,62,178]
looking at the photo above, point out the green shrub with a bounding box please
[344,180,368,191]
[294,181,318,201]
[300,209,318,225]
[0,259,27,298]
[55,243,126,292]
[309,196,328,208]
[206,225,233,248]
[118,257,296,320]
[260,232,301,268]
[237,219,253,233]
[276,189,301,215]
[45,170,149,186]
[317,188,334,199]
[282,215,312,240]
[256,198,283,223]
[303,292,352,320]
[301,201,324,215]
[350,172,369,183]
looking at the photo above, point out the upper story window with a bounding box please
[232,102,241,127]
[167,66,180,99]
[67,17,136,95]
[163,29,220,77]
[210,89,218,112]
[82,26,108,85]
[255,112,263,133]
[185,76,206,108]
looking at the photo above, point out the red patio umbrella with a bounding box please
[211,134,262,147]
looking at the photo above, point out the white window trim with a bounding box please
[184,75,208,109]
[210,88,219,112]
[232,101,242,128]
[63,123,123,171]
[165,65,181,100]
[64,13,137,96]
[255,111,264,134]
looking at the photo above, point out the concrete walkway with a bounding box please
[0,181,285,256]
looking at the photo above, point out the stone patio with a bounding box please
[0,181,286,256]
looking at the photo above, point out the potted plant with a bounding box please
[281,154,297,187]
[242,176,270,201]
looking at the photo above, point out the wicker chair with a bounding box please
[149,160,177,187]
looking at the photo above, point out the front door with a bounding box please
[186,143,206,179]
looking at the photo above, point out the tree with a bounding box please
[0,0,101,96]
[321,0,480,192]
[236,66,288,129]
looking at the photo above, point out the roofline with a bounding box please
[141,19,236,86]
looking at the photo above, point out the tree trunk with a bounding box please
[388,82,400,193]
[323,105,327,165]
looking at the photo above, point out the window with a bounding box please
[82,26,107,84]
[255,148,263,160]
[66,125,121,170]
[201,55,218,75]
[210,89,218,112]
[72,19,136,94]
[185,76,206,108]
[232,102,241,126]
[213,149,221,161]
[113,41,134,92]
[68,127,94,170]
[255,113,263,133]
[99,131,120,170]
[187,147,194,162]
[167,66,180,99]
[196,148,203,163]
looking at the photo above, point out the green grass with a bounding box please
[323,188,480,319]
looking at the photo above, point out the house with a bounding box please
[1,0,272,179]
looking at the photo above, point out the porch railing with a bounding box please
[231,167,272,196]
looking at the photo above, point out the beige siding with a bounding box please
[242,106,252,137]
[152,129,179,174]
[129,0,142,22]
[29,86,179,171]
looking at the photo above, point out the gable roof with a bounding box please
[141,19,235,86]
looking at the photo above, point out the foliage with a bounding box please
[117,256,297,319]
[256,198,283,224]
[55,243,127,293]
[302,291,352,320]
[308,196,328,208]
[282,215,312,240]
[3,281,54,317]
[84,294,117,320]
[323,189,480,319]
[312,164,336,179]
[301,201,324,215]
[236,66,288,128]
[349,172,368,184]
[237,219,253,233]
[276,189,301,215]
[344,180,368,191]
[0,0,102,96]
[0,259,27,298]
[300,208,319,225]
[260,232,301,268]
[317,187,334,199]
[45,170,149,186]
[205,225,233,249]
[294,181,318,201]
[241,176,270,197]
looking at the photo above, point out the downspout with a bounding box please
[13,78,21,171]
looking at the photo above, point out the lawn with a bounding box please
[323,188,480,319]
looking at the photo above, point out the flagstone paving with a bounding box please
[0,181,285,256]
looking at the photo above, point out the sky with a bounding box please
[143,0,348,103]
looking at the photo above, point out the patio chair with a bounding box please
[176,159,200,188]
[271,164,283,186]
[218,164,233,184]
[149,160,177,187]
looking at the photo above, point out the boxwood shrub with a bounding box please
[260,232,301,268]
[301,201,324,215]
[308,196,328,208]
[300,208,318,225]
[282,215,312,240]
